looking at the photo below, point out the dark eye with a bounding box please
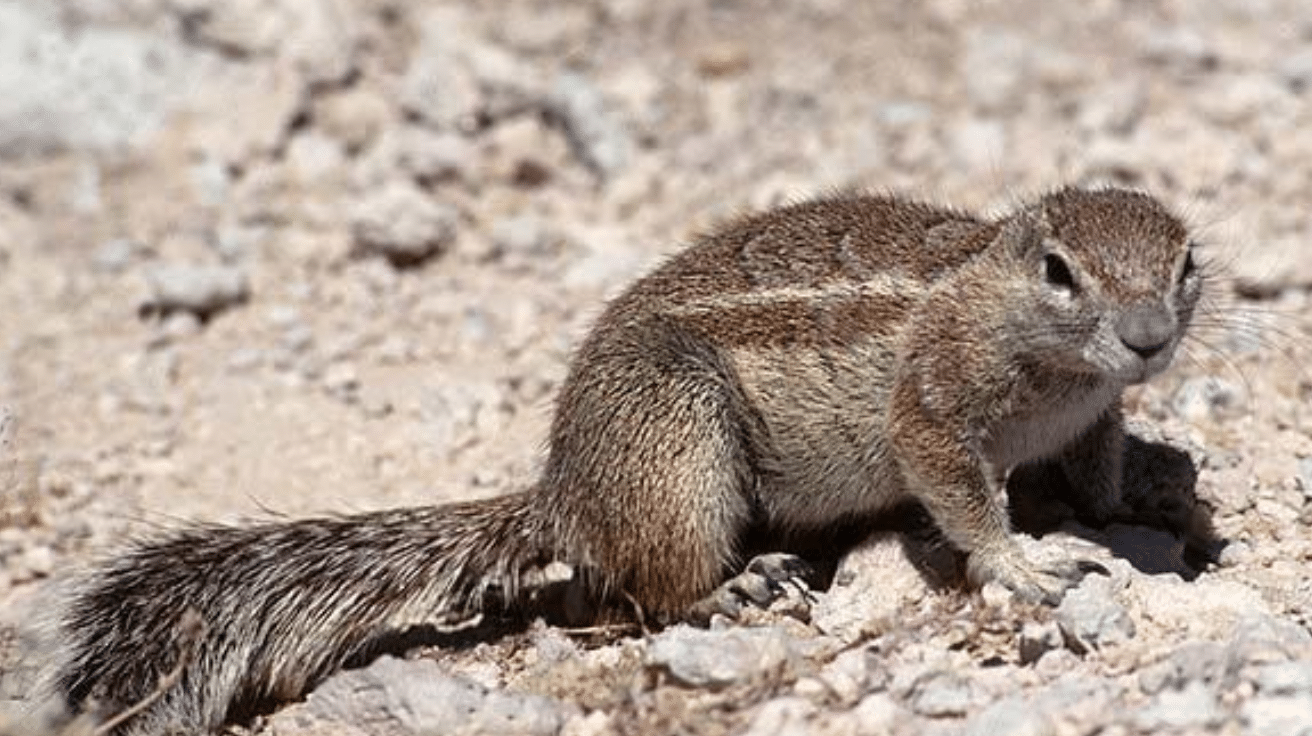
[1044,253,1076,291]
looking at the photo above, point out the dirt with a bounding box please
[2,0,1312,734]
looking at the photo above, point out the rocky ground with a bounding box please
[2,0,1312,734]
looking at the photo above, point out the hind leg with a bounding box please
[543,330,766,618]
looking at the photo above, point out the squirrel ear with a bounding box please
[997,207,1047,258]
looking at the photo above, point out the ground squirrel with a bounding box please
[48,186,1203,734]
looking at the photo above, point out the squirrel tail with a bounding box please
[49,490,546,734]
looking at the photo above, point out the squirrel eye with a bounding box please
[1044,253,1076,291]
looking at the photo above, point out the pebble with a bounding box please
[1019,621,1063,666]
[849,693,902,736]
[142,263,249,319]
[905,670,983,717]
[14,544,54,582]
[1138,641,1226,695]
[740,697,815,736]
[278,655,575,736]
[646,625,796,688]
[314,86,392,153]
[1298,456,1312,498]
[548,72,632,178]
[962,697,1049,736]
[1238,694,1312,736]
[395,127,476,184]
[1055,575,1135,655]
[1131,680,1224,730]
[815,647,872,706]
[1253,660,1312,695]
[350,181,458,266]
[400,8,483,131]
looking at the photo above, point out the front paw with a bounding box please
[968,546,1106,605]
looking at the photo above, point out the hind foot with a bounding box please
[687,553,817,623]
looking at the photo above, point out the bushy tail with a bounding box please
[50,491,545,734]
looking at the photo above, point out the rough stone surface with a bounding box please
[143,263,249,318]
[350,181,459,265]
[647,625,798,689]
[267,655,576,736]
[3,1,1312,735]
[1055,572,1136,654]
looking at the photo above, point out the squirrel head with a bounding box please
[996,187,1203,384]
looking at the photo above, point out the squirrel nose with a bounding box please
[1117,305,1175,360]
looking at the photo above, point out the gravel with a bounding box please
[4,1,1312,735]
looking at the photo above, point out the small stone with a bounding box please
[1254,661,1312,695]
[314,86,392,153]
[322,362,358,395]
[740,697,815,736]
[560,710,612,736]
[400,8,483,131]
[646,625,796,688]
[160,311,202,340]
[906,670,984,717]
[17,544,54,580]
[1239,694,1312,736]
[190,155,230,205]
[547,72,632,178]
[1297,457,1312,498]
[278,655,574,736]
[1132,681,1224,730]
[142,263,249,319]
[1139,641,1226,695]
[1033,648,1080,679]
[285,131,345,182]
[351,181,458,266]
[1217,539,1254,568]
[280,324,314,355]
[1019,620,1062,666]
[979,581,1013,609]
[963,697,1048,736]
[1055,575,1135,655]
[850,693,901,736]
[815,647,870,706]
[396,128,475,183]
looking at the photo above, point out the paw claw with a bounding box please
[689,553,816,622]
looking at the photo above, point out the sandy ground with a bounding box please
[2,0,1312,734]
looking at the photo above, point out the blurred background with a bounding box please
[1,0,1311,718]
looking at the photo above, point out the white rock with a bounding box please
[548,72,632,177]
[273,655,575,736]
[1239,694,1312,736]
[143,263,249,318]
[646,625,796,688]
[400,7,483,131]
[351,182,458,265]
[1056,574,1135,655]
[740,697,815,736]
[0,3,205,154]
[1132,681,1224,730]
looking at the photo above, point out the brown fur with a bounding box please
[49,186,1203,733]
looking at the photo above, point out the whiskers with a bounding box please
[1172,251,1311,425]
